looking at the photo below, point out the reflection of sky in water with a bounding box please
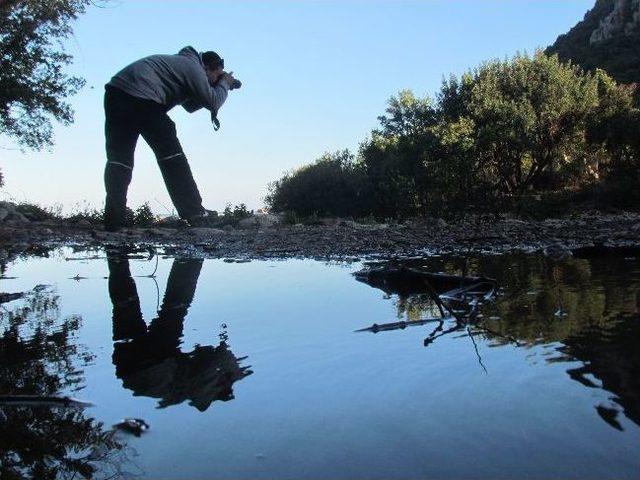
[1,249,639,479]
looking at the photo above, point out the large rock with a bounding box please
[547,0,640,84]
[237,214,282,229]
[590,0,639,44]
[0,202,30,224]
[0,201,16,222]
[4,212,30,224]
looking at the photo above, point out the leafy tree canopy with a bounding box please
[0,0,94,150]
[267,52,640,218]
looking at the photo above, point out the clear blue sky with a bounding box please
[1,0,593,214]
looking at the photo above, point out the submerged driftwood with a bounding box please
[354,264,495,297]
[354,262,498,339]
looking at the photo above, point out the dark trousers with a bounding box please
[107,254,204,375]
[103,85,205,227]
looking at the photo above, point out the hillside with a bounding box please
[547,0,640,84]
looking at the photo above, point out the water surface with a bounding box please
[1,248,638,479]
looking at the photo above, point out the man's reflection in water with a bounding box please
[107,254,252,411]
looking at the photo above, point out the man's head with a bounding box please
[201,51,224,85]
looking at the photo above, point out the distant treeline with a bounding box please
[266,52,640,218]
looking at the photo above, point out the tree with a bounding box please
[360,90,439,216]
[0,0,94,150]
[465,52,601,195]
[266,150,371,217]
[586,76,640,207]
[267,52,640,218]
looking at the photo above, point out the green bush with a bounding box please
[132,202,156,226]
[266,150,372,217]
[223,203,252,220]
[267,52,640,219]
[66,205,104,225]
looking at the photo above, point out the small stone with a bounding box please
[113,418,149,437]
[239,214,282,229]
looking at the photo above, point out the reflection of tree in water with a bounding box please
[0,286,132,480]
[394,294,443,322]
[108,254,252,411]
[361,251,640,431]
[485,251,640,431]
[555,312,640,431]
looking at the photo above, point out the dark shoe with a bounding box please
[187,209,219,227]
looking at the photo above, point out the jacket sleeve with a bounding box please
[182,98,202,113]
[184,67,229,113]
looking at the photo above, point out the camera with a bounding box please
[219,72,241,90]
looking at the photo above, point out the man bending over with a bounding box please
[103,46,238,231]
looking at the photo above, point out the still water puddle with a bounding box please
[0,248,638,479]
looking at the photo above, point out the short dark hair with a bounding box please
[201,51,223,69]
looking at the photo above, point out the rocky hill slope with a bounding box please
[547,0,640,84]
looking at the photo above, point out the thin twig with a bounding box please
[467,326,488,374]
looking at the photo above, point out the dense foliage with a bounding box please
[267,52,640,218]
[0,0,94,150]
[266,150,371,217]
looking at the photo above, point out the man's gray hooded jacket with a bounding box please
[107,46,227,114]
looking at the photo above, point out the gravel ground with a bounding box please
[1,211,639,261]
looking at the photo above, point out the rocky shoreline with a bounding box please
[1,204,639,261]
